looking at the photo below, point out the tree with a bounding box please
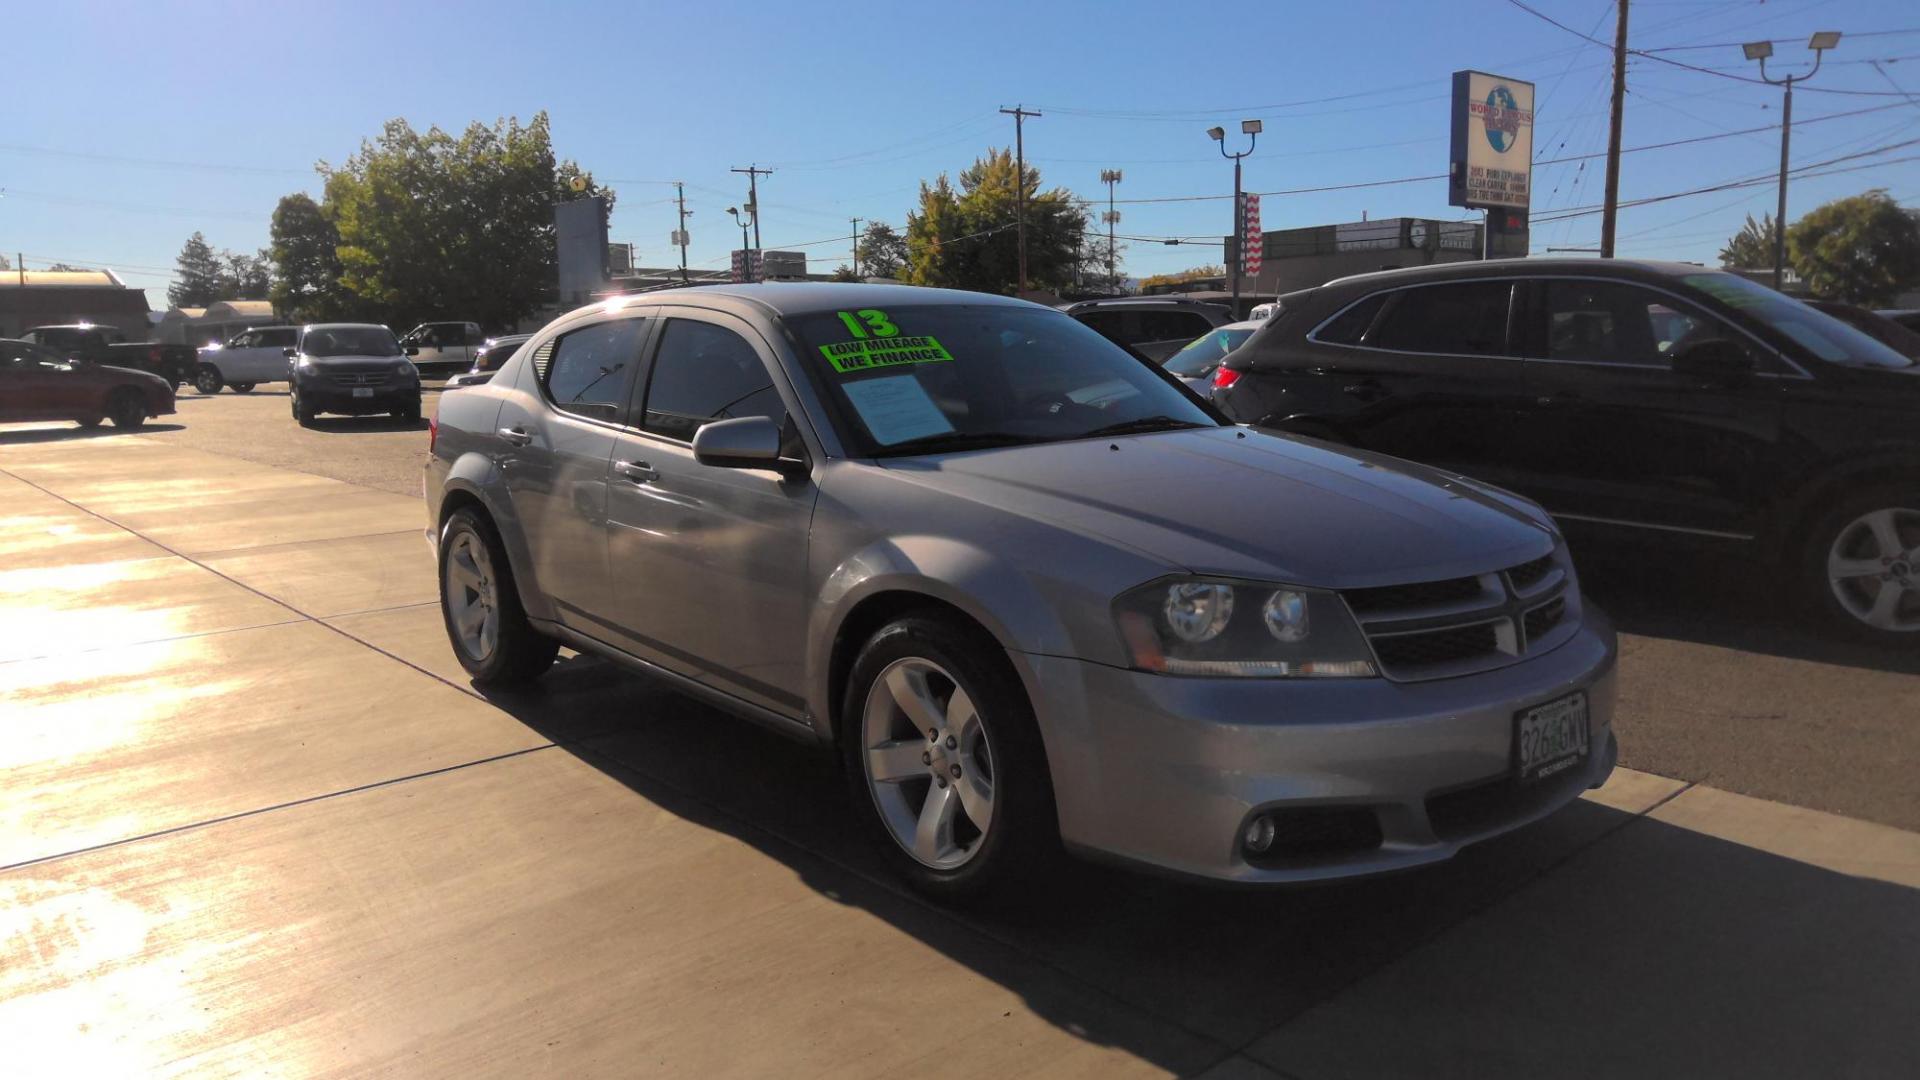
[319,112,611,329]
[269,193,349,320]
[858,221,909,279]
[0,253,8,270]
[904,149,1087,293]
[224,250,272,298]
[1719,213,1778,270]
[169,232,226,307]
[44,263,89,272]
[1787,189,1920,306]
[1140,265,1226,290]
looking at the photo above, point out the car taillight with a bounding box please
[1212,366,1242,391]
[149,345,162,362]
[428,416,438,454]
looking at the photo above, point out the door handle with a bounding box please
[496,425,533,446]
[1535,390,1582,406]
[615,459,658,484]
[1344,380,1386,402]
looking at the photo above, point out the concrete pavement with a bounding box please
[4,424,1917,1077]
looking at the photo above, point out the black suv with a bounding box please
[1212,258,1920,643]
[1063,296,1231,362]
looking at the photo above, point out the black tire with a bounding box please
[1801,487,1920,644]
[77,416,104,428]
[291,387,317,427]
[231,382,256,393]
[107,390,147,429]
[840,613,1058,903]
[193,366,223,395]
[437,507,559,687]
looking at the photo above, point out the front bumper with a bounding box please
[295,378,420,415]
[1018,608,1618,884]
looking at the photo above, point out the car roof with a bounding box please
[303,322,394,331]
[1062,295,1222,310]
[595,282,1039,322]
[1322,257,1721,290]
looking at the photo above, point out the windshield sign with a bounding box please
[1684,274,1913,370]
[789,305,1218,455]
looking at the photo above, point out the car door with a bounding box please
[1299,279,1531,490]
[1511,277,1788,538]
[491,314,652,633]
[240,327,298,382]
[218,329,266,381]
[0,343,55,420]
[601,309,818,716]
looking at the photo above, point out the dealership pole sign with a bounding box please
[1240,193,1263,277]
[1449,70,1534,210]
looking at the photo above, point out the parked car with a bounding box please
[399,321,486,374]
[1,337,176,428]
[1163,320,1262,393]
[443,333,530,390]
[192,324,298,393]
[1877,309,1920,333]
[426,283,1617,900]
[287,324,422,426]
[1210,258,1920,643]
[1806,301,1920,359]
[20,324,196,389]
[1062,296,1231,361]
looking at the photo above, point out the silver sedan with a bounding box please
[424,284,1617,900]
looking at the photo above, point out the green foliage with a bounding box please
[1718,213,1777,270]
[858,221,909,279]
[168,232,225,307]
[43,263,89,272]
[269,193,350,321]
[1140,265,1226,289]
[316,112,610,329]
[1787,190,1920,306]
[904,149,1087,293]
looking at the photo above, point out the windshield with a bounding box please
[1683,273,1913,370]
[303,326,402,358]
[1165,327,1254,378]
[788,304,1219,456]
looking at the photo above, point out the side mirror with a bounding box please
[692,416,798,475]
[405,344,421,356]
[282,347,298,360]
[1671,338,1754,379]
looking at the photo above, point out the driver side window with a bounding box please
[1542,280,1760,370]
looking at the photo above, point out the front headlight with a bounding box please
[1113,576,1377,678]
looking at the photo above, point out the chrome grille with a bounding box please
[1343,552,1576,682]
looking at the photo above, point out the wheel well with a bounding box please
[1777,459,1920,560]
[436,488,488,539]
[826,591,1004,742]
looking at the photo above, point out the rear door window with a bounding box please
[1314,293,1390,345]
[1368,282,1514,357]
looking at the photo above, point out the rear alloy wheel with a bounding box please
[107,390,148,429]
[230,382,256,393]
[843,615,1057,901]
[193,366,223,395]
[1815,499,1920,641]
[438,507,558,686]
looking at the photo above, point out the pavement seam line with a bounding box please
[1229,778,1702,1070]
[0,614,312,668]
[0,743,557,874]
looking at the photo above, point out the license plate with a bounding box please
[1515,692,1589,783]
[352,387,374,398]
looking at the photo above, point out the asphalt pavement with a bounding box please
[4,395,1918,1077]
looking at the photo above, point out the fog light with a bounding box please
[1243,814,1276,854]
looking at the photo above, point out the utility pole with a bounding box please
[1600,0,1629,258]
[850,217,863,278]
[1000,105,1041,293]
[731,165,772,252]
[1100,169,1122,294]
[674,181,692,284]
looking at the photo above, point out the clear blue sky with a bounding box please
[6,0,1916,303]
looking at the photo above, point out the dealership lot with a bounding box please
[4,396,1919,1076]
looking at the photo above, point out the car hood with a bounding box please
[877,427,1555,588]
[301,353,406,365]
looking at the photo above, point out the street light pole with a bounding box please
[727,206,756,283]
[1747,32,1841,290]
[1100,169,1122,294]
[1208,120,1261,315]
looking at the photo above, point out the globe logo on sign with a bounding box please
[1483,85,1520,152]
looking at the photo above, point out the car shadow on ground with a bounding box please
[301,416,429,433]
[473,655,1920,1075]
[1566,532,1920,676]
[0,423,185,444]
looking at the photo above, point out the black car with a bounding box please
[1806,300,1920,359]
[1876,309,1920,334]
[1212,258,1920,643]
[443,333,531,389]
[287,323,422,425]
[1062,296,1231,362]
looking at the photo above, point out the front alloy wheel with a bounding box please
[1825,506,1920,634]
[862,657,997,870]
